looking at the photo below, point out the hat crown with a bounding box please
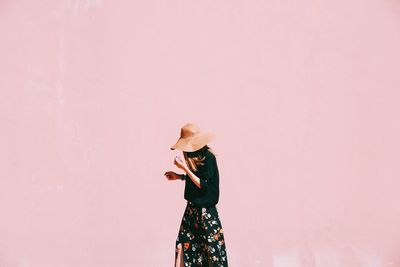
[171,122,214,152]
[180,123,200,138]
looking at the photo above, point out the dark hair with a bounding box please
[183,145,217,172]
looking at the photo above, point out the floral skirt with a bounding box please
[175,201,228,266]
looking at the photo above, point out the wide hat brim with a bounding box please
[170,132,215,152]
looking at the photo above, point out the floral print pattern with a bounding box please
[175,201,228,266]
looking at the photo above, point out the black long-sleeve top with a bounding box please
[182,145,219,208]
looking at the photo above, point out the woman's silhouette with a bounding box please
[165,122,228,266]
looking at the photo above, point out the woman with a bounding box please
[165,122,229,267]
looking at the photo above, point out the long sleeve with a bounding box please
[183,147,220,208]
[200,154,218,191]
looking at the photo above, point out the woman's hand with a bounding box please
[174,156,188,172]
[164,171,181,180]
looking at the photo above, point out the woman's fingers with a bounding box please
[165,172,172,180]
[173,158,181,168]
[165,171,178,180]
[174,156,184,166]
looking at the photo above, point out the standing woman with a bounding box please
[165,122,229,267]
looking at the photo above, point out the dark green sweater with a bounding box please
[181,145,219,208]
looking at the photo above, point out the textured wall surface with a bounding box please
[1,0,400,266]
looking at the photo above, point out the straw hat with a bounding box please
[170,122,216,152]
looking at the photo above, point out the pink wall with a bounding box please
[1,0,400,266]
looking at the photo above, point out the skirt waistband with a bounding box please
[187,200,216,209]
